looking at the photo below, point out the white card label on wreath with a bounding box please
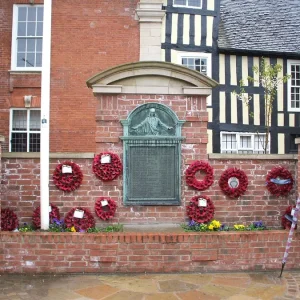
[73,209,84,219]
[198,198,207,207]
[48,206,52,212]
[101,200,108,207]
[101,154,111,164]
[62,165,73,174]
[291,209,295,216]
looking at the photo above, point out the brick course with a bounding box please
[0,231,299,273]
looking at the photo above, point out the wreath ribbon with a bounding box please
[219,168,248,198]
[266,167,293,197]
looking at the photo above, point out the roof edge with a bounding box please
[218,47,300,58]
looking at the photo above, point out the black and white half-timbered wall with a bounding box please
[160,0,300,154]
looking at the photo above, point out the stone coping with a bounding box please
[2,152,95,159]
[209,153,297,160]
[0,229,293,237]
[3,152,297,160]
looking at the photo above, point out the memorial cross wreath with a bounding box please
[266,166,293,197]
[185,161,214,191]
[219,168,248,198]
[186,195,215,223]
[53,161,83,192]
[281,205,297,230]
[93,152,122,181]
[32,203,60,229]
[64,207,95,231]
[95,197,117,220]
[1,208,19,231]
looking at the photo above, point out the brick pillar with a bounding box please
[295,138,300,197]
[0,135,4,231]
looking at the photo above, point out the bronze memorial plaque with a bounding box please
[121,103,184,205]
[128,146,176,202]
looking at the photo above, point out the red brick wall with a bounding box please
[1,231,299,273]
[0,0,140,152]
[1,155,296,228]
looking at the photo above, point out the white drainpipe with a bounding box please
[40,0,52,230]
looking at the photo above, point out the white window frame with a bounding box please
[173,0,202,9]
[9,108,41,152]
[220,132,270,154]
[177,52,212,77]
[11,4,43,71]
[287,60,300,112]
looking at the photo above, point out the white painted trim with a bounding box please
[209,153,297,160]
[220,131,270,154]
[11,4,44,71]
[40,0,52,230]
[173,0,202,9]
[176,51,212,78]
[287,59,300,112]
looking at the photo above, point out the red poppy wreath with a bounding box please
[1,208,19,231]
[93,152,122,181]
[186,195,215,223]
[32,203,60,229]
[281,205,297,230]
[266,166,293,197]
[64,207,95,232]
[219,168,248,198]
[95,197,117,221]
[53,161,83,192]
[185,161,214,191]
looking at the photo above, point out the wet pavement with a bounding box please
[0,271,299,300]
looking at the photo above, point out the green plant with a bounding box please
[19,223,35,232]
[233,58,290,153]
[87,224,123,233]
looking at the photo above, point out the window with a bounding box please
[178,52,211,77]
[10,109,41,152]
[11,5,44,70]
[173,0,202,8]
[288,60,300,111]
[221,132,270,154]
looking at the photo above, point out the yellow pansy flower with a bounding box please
[208,224,214,230]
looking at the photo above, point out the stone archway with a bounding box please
[87,61,218,213]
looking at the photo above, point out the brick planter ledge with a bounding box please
[1,230,299,274]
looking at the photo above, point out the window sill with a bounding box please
[2,152,95,159]
[209,153,297,160]
[8,70,42,74]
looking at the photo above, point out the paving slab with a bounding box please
[0,271,298,300]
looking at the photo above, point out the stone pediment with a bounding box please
[86,61,218,95]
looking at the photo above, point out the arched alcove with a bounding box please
[86,61,218,206]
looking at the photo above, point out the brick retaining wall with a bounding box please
[0,231,299,273]
[1,155,297,228]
